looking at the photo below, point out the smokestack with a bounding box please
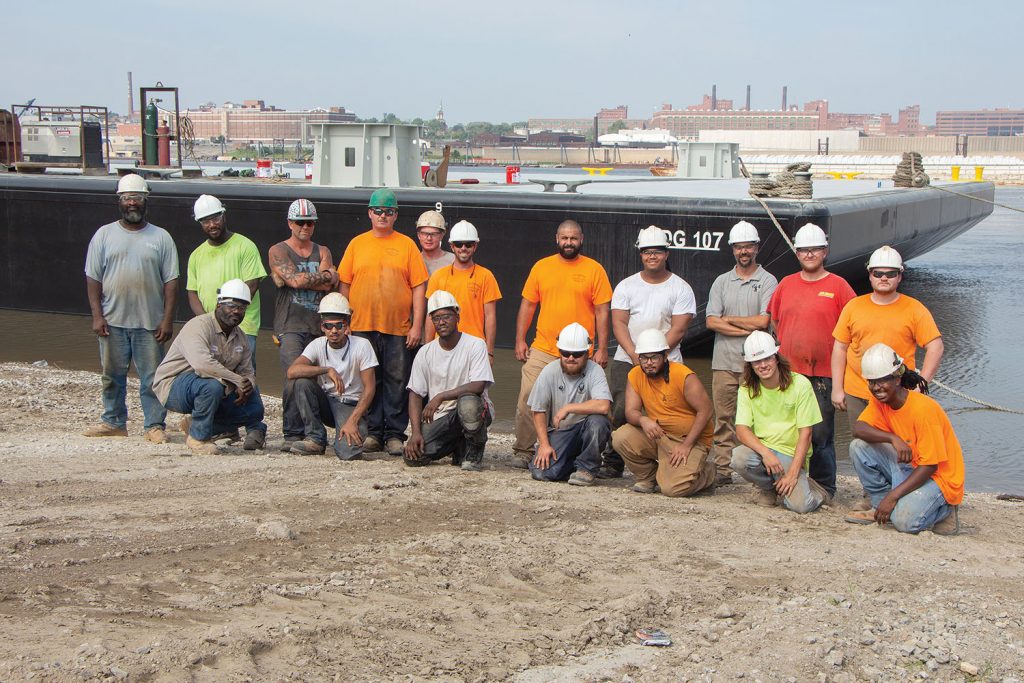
[127,71,134,122]
[745,85,751,111]
[593,115,599,143]
[782,85,788,111]
[711,84,717,111]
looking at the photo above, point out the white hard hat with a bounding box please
[867,245,904,271]
[427,290,460,314]
[449,220,480,243]
[861,343,905,380]
[217,279,251,304]
[556,322,591,353]
[288,198,318,221]
[319,292,352,316]
[793,223,828,248]
[728,220,760,245]
[416,210,446,231]
[194,194,225,222]
[742,330,780,362]
[636,225,670,249]
[116,174,149,195]
[633,329,669,355]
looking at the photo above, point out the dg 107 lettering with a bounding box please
[662,229,725,252]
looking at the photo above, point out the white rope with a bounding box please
[930,378,1024,415]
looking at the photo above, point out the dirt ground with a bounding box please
[0,362,1022,683]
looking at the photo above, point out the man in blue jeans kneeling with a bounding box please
[153,279,267,455]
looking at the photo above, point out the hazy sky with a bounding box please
[7,1,1021,125]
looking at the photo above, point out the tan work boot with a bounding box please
[178,415,192,434]
[754,488,778,507]
[186,435,219,456]
[143,427,167,444]
[851,496,873,512]
[808,478,833,506]
[931,507,960,536]
[83,423,128,438]
[632,480,658,494]
[844,509,877,525]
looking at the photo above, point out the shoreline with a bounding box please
[1,362,1022,681]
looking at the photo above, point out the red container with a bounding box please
[421,161,430,179]
[256,158,272,178]
[506,165,521,184]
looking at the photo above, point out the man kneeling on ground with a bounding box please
[404,291,494,470]
[844,343,963,535]
[611,329,715,496]
[286,293,378,459]
[528,323,612,486]
[153,279,266,455]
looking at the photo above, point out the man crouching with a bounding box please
[404,291,494,470]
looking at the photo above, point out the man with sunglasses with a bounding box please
[424,220,502,361]
[415,210,455,275]
[153,279,266,455]
[338,188,429,456]
[268,199,339,450]
[404,291,494,471]
[527,323,612,486]
[186,195,267,367]
[286,293,378,459]
[766,224,854,501]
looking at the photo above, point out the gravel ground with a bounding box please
[0,362,1022,683]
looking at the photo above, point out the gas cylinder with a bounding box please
[143,101,158,165]
[157,118,170,166]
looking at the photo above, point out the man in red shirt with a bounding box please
[767,224,855,500]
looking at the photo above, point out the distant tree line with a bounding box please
[355,114,528,142]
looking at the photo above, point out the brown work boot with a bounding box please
[844,509,877,525]
[143,427,167,444]
[754,488,778,507]
[290,439,326,455]
[362,436,383,453]
[851,495,872,512]
[808,478,833,506]
[568,470,596,487]
[931,508,960,536]
[632,480,658,494]
[385,438,404,456]
[509,452,532,469]
[83,423,128,438]
[715,472,735,487]
[186,435,219,456]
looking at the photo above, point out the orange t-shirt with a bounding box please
[627,363,713,445]
[338,230,429,336]
[426,264,502,341]
[522,254,612,357]
[857,391,964,505]
[832,294,941,400]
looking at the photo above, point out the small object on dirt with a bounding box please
[996,493,1024,503]
[635,628,672,646]
[371,479,418,490]
[715,604,736,619]
[256,521,296,540]
[959,662,980,676]
[31,360,48,368]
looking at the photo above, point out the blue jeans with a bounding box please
[731,445,824,514]
[164,371,266,441]
[355,331,412,442]
[246,334,257,372]
[98,326,167,430]
[849,439,952,534]
[278,331,318,439]
[530,414,610,482]
[292,377,367,460]
[808,376,837,496]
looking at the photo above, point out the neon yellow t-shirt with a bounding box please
[186,233,267,336]
[735,373,821,464]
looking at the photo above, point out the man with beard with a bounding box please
[268,199,339,450]
[154,279,266,455]
[424,220,502,360]
[83,174,179,444]
[186,195,267,366]
[705,221,778,486]
[511,220,612,468]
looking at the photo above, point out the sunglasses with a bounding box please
[870,269,900,279]
[371,207,397,217]
[292,220,315,227]
[451,241,476,249]
[322,320,349,330]
[218,300,247,310]
[560,350,587,359]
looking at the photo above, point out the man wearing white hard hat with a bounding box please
[186,194,267,367]
[730,331,827,513]
[415,210,455,275]
[425,219,503,361]
[601,225,697,479]
[844,344,962,535]
[153,279,267,455]
[610,328,715,497]
[286,293,379,459]
[404,291,494,471]
[527,323,612,486]
[83,174,179,444]
[766,223,855,501]
[705,221,778,485]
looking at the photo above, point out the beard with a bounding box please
[121,206,146,224]
[559,244,580,259]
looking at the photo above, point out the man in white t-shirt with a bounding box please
[405,291,494,471]
[286,293,378,460]
[600,226,696,478]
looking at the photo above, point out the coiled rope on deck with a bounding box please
[179,115,204,174]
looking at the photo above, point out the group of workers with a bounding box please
[82,173,965,536]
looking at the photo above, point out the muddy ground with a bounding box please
[0,363,1022,682]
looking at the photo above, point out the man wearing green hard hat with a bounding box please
[337,188,429,456]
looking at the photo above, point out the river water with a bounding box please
[1,188,1021,493]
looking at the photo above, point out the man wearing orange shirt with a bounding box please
[338,189,429,456]
[512,220,613,468]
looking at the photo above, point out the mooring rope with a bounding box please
[930,378,1024,415]
[927,183,1024,213]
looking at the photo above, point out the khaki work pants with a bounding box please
[711,369,742,476]
[612,424,715,497]
[513,349,559,456]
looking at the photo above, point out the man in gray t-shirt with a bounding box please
[527,323,612,486]
[83,174,179,443]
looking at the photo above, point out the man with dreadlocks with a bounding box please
[610,328,715,497]
[844,343,964,535]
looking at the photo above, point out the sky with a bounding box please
[6,0,1022,125]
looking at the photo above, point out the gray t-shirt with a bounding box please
[706,265,778,372]
[422,250,455,276]
[84,221,179,330]
[528,359,612,430]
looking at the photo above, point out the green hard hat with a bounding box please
[368,188,397,208]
